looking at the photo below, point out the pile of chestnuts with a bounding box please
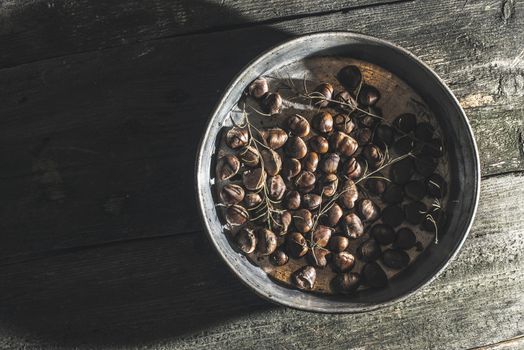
[214,64,447,295]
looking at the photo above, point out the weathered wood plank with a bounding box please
[0,0,395,68]
[472,336,524,350]
[0,173,522,349]
[0,0,523,260]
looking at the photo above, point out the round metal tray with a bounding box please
[195,32,480,313]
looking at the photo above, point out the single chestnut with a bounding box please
[324,203,343,226]
[267,175,285,200]
[332,251,355,272]
[320,153,340,174]
[391,157,415,184]
[225,204,249,226]
[382,249,410,269]
[236,228,256,254]
[394,227,417,249]
[285,136,308,159]
[333,113,355,134]
[220,183,245,205]
[340,213,364,239]
[216,154,240,181]
[244,192,262,208]
[366,175,387,195]
[273,210,292,235]
[307,247,330,268]
[292,266,317,290]
[295,171,316,193]
[329,236,349,253]
[293,209,313,233]
[256,228,277,256]
[371,224,396,245]
[339,180,358,209]
[260,148,282,176]
[248,77,269,99]
[335,90,357,109]
[239,145,260,167]
[284,190,301,210]
[302,193,322,210]
[357,85,380,107]
[313,111,334,133]
[312,225,333,247]
[287,114,310,137]
[331,131,358,157]
[243,168,266,191]
[359,199,380,221]
[332,272,360,294]
[226,127,249,149]
[303,152,319,172]
[309,135,329,154]
[282,158,301,180]
[320,174,339,197]
[362,144,384,169]
[313,83,334,108]
[262,92,282,115]
[260,127,288,150]
[337,65,362,91]
[382,183,404,204]
[361,262,388,288]
[286,232,308,258]
[269,249,289,266]
[342,157,362,179]
[357,239,382,262]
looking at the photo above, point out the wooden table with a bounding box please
[0,1,523,349]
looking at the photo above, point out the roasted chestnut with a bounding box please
[285,136,308,159]
[303,193,322,210]
[307,247,330,268]
[225,204,249,226]
[359,199,380,221]
[309,135,329,154]
[382,249,410,269]
[339,180,358,209]
[313,83,334,108]
[312,225,333,247]
[357,85,380,107]
[239,145,260,167]
[248,77,269,99]
[333,113,355,134]
[260,127,288,149]
[287,114,310,137]
[262,92,282,115]
[358,238,382,262]
[393,113,417,133]
[361,262,388,288]
[243,168,266,191]
[381,205,405,227]
[226,127,249,149]
[340,213,364,239]
[329,235,349,253]
[284,190,301,210]
[293,209,313,233]
[292,266,316,290]
[331,131,358,157]
[287,232,308,258]
[320,174,339,197]
[220,183,245,205]
[394,228,417,249]
[216,154,240,180]
[273,211,292,236]
[303,152,319,172]
[320,153,340,174]
[295,171,316,193]
[324,203,343,226]
[371,224,396,245]
[256,228,277,256]
[267,175,285,200]
[362,144,384,169]
[244,192,262,208]
[270,249,289,266]
[332,251,355,272]
[236,228,256,254]
[313,111,334,133]
[332,272,360,294]
[342,157,362,179]
[282,157,301,180]
[260,148,282,176]
[337,65,362,90]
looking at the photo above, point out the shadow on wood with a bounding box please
[0,0,292,346]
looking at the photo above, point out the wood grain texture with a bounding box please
[0,173,522,349]
[0,0,396,68]
[472,336,524,350]
[0,0,523,262]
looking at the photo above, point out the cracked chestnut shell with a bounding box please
[292,266,316,290]
[295,171,316,193]
[307,247,331,268]
[225,204,249,226]
[332,251,355,272]
[293,209,313,233]
[331,131,358,157]
[321,153,340,174]
[303,152,319,172]
[216,154,240,181]
[343,157,362,179]
[244,192,262,208]
[303,193,322,210]
[284,190,301,210]
[359,199,380,221]
[320,174,339,197]
[340,213,364,239]
[239,145,260,167]
[334,113,355,134]
[282,158,301,180]
[220,183,245,205]
[267,175,285,201]
[362,144,384,169]
[324,203,343,226]
[339,180,358,209]
[226,127,249,149]
[273,210,292,236]
[286,232,308,258]
[312,225,333,247]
